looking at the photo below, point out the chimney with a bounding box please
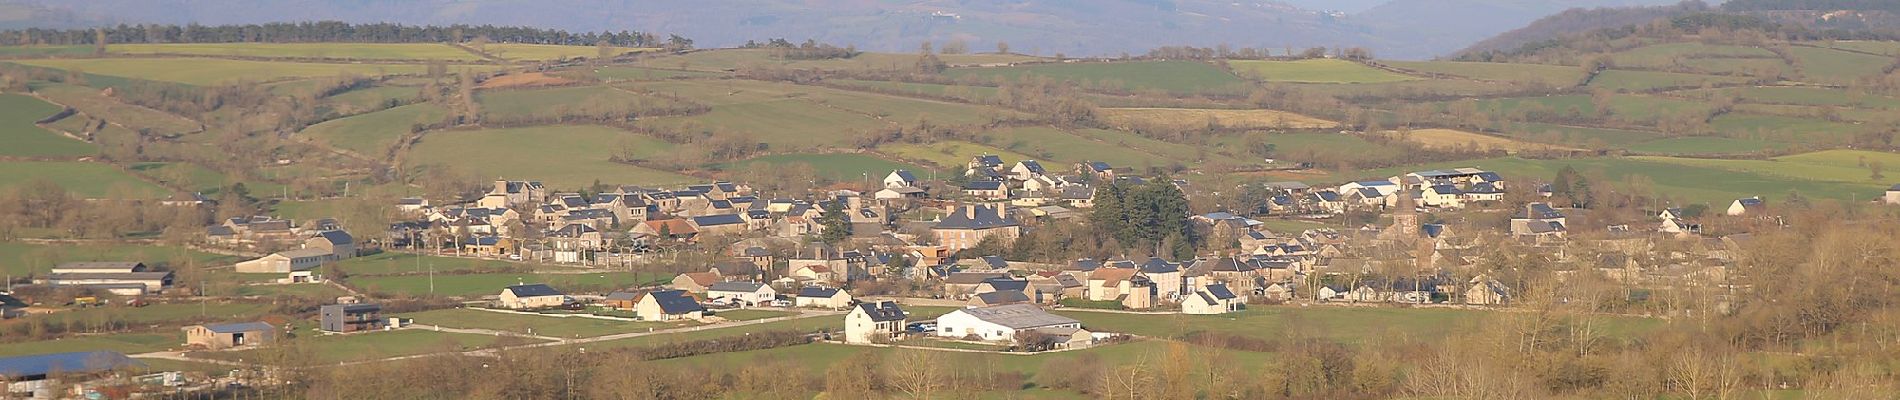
[996,205,1008,220]
[494,179,508,194]
[965,205,978,220]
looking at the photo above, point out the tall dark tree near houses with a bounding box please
[819,200,850,244]
[1087,180,1198,257]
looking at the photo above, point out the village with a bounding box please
[4,153,1899,399]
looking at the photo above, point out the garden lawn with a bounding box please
[0,161,167,198]
[399,308,683,338]
[0,93,95,157]
[944,60,1249,94]
[0,242,238,276]
[407,125,696,189]
[110,43,482,61]
[718,153,925,182]
[1228,59,1418,84]
[347,271,669,297]
[712,309,796,321]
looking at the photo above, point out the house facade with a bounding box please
[933,205,1022,252]
[935,304,1083,344]
[319,303,385,333]
[845,301,908,344]
[498,284,567,309]
[185,322,274,350]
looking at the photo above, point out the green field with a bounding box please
[33,84,202,136]
[477,85,686,121]
[636,49,1041,72]
[407,125,695,188]
[235,283,350,299]
[578,316,842,351]
[1711,113,1868,144]
[944,60,1249,93]
[589,66,725,81]
[481,44,652,61]
[1505,122,1662,149]
[347,271,669,297]
[630,79,1010,149]
[829,79,1003,103]
[881,140,1038,170]
[1058,307,1657,344]
[203,329,529,364]
[126,161,259,196]
[109,43,483,61]
[11,58,487,86]
[322,85,417,116]
[1610,43,1780,73]
[0,45,91,57]
[711,309,794,321]
[34,303,272,328]
[1635,150,1900,186]
[1229,59,1418,84]
[1787,46,1892,84]
[334,252,537,276]
[0,161,168,198]
[1458,94,1708,122]
[0,93,95,157]
[1589,69,1748,91]
[719,153,925,182]
[0,334,179,357]
[1385,61,1584,86]
[399,308,684,338]
[1711,86,1900,109]
[986,126,1166,168]
[303,103,446,156]
[1209,132,1401,168]
[1808,40,1900,56]
[1626,136,1785,155]
[0,242,238,276]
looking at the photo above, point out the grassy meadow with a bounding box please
[109,43,483,61]
[944,60,1249,93]
[1097,107,1338,130]
[1228,59,1418,84]
[399,308,685,338]
[719,153,925,182]
[1385,60,1585,86]
[0,241,238,276]
[481,44,653,61]
[477,85,688,121]
[880,140,1039,170]
[302,103,447,156]
[0,93,95,157]
[11,58,493,86]
[33,84,202,136]
[407,125,696,189]
[0,161,168,198]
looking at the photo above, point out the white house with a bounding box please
[1338,181,1400,198]
[1727,197,1765,216]
[1886,184,1900,205]
[794,286,853,309]
[1421,185,1464,208]
[844,301,908,344]
[935,304,1082,343]
[883,170,918,189]
[1181,284,1241,315]
[635,290,706,321]
[707,281,776,306]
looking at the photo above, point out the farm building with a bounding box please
[304,230,357,260]
[635,290,705,321]
[319,303,385,333]
[845,301,908,344]
[184,322,275,350]
[235,248,332,274]
[44,262,173,295]
[935,304,1082,344]
[498,284,567,309]
[1887,184,1900,205]
[708,282,776,306]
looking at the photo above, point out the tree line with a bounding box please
[1,21,664,47]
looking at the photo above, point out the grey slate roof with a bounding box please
[857,301,907,322]
[981,278,1030,293]
[203,321,274,334]
[506,284,563,297]
[963,180,1004,191]
[973,290,1031,305]
[980,255,1008,269]
[1524,203,1564,219]
[646,290,705,314]
[934,205,1019,230]
[890,169,917,182]
[1205,284,1238,300]
[691,214,746,227]
[953,304,1079,329]
[708,281,767,293]
[797,287,842,298]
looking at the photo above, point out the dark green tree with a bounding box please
[819,200,851,244]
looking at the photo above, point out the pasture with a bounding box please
[1458,94,1707,122]
[10,58,484,86]
[0,93,95,157]
[828,79,1002,103]
[399,308,684,338]
[1384,61,1584,86]
[321,85,417,116]
[1787,46,1892,84]
[1634,150,1900,185]
[944,60,1249,93]
[1710,113,1867,145]
[109,43,482,61]
[1808,40,1900,56]
[636,49,1040,72]
[0,161,167,198]
[480,44,652,61]
[1227,59,1418,84]
[0,45,90,57]
[34,84,201,136]
[1711,86,1900,109]
[718,153,925,183]
[0,334,179,357]
[302,103,447,156]
[880,141,1039,170]
[476,85,688,121]
[1588,69,1747,92]
[0,241,237,277]
[630,79,1008,148]
[1397,128,1573,153]
[334,252,539,276]
[406,125,696,189]
[589,66,724,81]
[1504,123,1661,149]
[1097,107,1338,130]
[1626,136,1784,155]
[126,162,245,195]
[984,126,1166,168]
[346,271,669,297]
